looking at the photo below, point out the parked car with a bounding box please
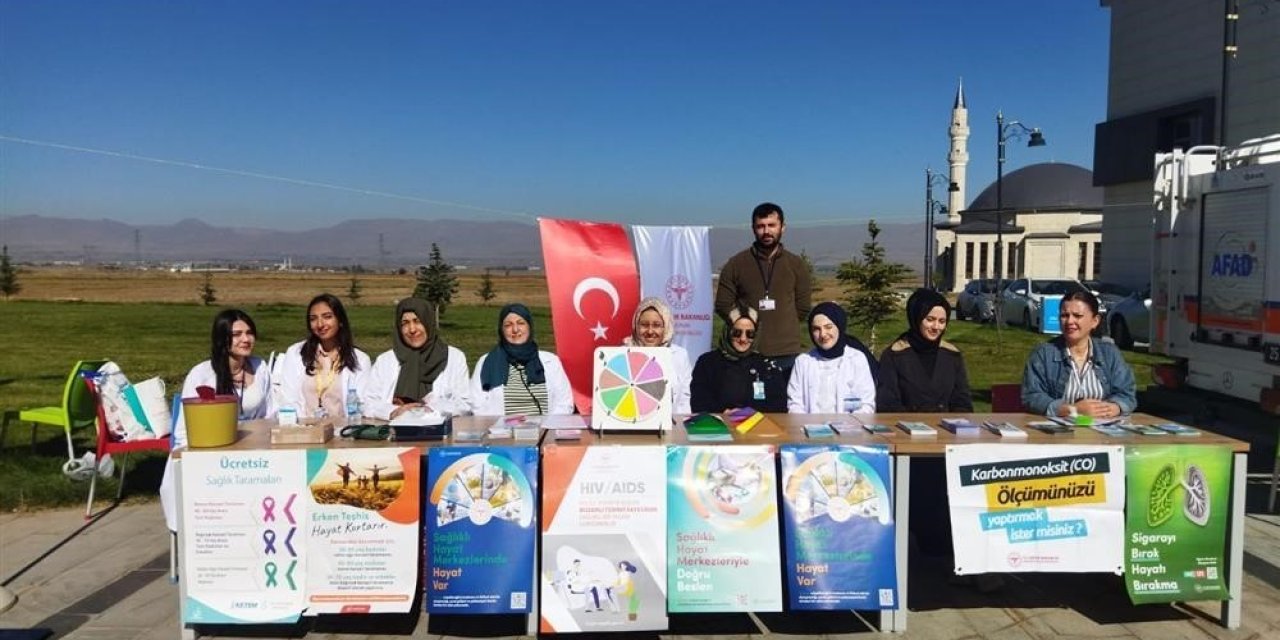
[1106,288,1151,349]
[1083,280,1135,311]
[1000,277,1102,331]
[956,278,998,322]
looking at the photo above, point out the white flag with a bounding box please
[632,225,713,360]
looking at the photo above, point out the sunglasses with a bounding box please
[730,329,756,339]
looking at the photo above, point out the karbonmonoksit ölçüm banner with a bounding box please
[1124,445,1231,604]
[426,446,538,613]
[780,444,898,610]
[945,444,1125,574]
[668,445,783,612]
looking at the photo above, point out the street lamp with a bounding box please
[994,110,1045,324]
[924,168,957,290]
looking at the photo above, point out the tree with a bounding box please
[198,272,217,306]
[413,243,459,322]
[835,220,910,351]
[0,245,20,300]
[347,274,363,304]
[476,269,497,305]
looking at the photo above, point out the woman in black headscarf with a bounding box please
[363,298,473,419]
[690,306,788,413]
[876,288,973,412]
[470,303,574,415]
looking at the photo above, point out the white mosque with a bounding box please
[933,82,1104,293]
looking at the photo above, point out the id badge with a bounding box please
[758,296,776,311]
[842,396,861,413]
[752,380,766,400]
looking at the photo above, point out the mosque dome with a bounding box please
[966,163,1102,213]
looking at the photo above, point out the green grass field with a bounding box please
[0,300,1171,511]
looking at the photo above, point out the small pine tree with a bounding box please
[0,245,20,300]
[199,272,218,305]
[476,269,497,305]
[413,243,460,322]
[835,220,911,351]
[347,274,363,304]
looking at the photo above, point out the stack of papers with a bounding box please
[982,421,1028,438]
[803,423,837,438]
[1121,423,1168,436]
[830,421,864,435]
[1158,423,1201,436]
[1028,421,1074,434]
[897,421,937,437]
[940,417,981,436]
[725,407,766,434]
[861,422,894,435]
[490,415,542,440]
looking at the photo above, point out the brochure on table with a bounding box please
[181,448,422,624]
[540,445,668,632]
[426,446,538,613]
[667,445,783,612]
[592,346,673,432]
[945,444,1126,574]
[780,444,898,610]
[1124,445,1230,603]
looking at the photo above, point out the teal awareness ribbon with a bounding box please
[265,561,278,587]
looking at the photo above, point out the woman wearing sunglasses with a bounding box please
[690,306,787,413]
[787,301,877,414]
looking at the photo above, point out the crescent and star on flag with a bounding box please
[572,276,620,341]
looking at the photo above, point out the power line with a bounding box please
[0,134,537,220]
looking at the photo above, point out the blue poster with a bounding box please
[779,444,897,610]
[426,446,538,613]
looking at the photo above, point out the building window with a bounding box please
[979,243,989,278]
[964,242,974,279]
[1007,242,1018,279]
[1078,242,1089,280]
[1092,242,1102,278]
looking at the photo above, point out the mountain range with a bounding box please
[0,215,930,271]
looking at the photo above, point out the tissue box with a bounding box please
[271,421,333,445]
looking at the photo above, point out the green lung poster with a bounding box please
[1124,445,1230,604]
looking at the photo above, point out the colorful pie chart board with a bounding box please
[591,346,673,432]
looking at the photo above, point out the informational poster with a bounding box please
[667,445,782,612]
[946,444,1126,574]
[1125,445,1231,603]
[780,444,897,610]
[181,450,308,624]
[426,446,538,613]
[592,346,673,432]
[540,445,668,633]
[303,447,422,614]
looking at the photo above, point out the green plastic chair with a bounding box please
[11,360,107,456]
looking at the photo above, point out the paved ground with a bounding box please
[3,498,1280,639]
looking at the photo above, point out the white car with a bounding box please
[1106,288,1150,349]
[999,277,1100,331]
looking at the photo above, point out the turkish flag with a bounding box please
[539,218,640,414]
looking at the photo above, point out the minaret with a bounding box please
[947,79,968,223]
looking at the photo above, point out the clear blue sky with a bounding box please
[0,1,1110,230]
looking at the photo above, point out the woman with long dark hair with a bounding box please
[162,308,274,532]
[279,293,371,418]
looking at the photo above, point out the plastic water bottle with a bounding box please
[345,387,362,422]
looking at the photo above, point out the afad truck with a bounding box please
[1151,133,1280,415]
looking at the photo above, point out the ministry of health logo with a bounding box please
[664,274,694,310]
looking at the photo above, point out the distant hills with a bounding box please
[0,214,930,271]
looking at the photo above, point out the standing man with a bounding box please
[715,202,812,377]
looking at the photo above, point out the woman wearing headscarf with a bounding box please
[362,298,472,419]
[876,288,973,412]
[623,297,693,414]
[690,306,788,413]
[787,301,877,414]
[278,293,370,418]
[470,303,574,415]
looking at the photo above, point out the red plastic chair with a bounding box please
[990,383,1025,413]
[82,373,171,520]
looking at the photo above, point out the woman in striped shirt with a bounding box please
[1021,290,1137,418]
[470,303,574,416]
